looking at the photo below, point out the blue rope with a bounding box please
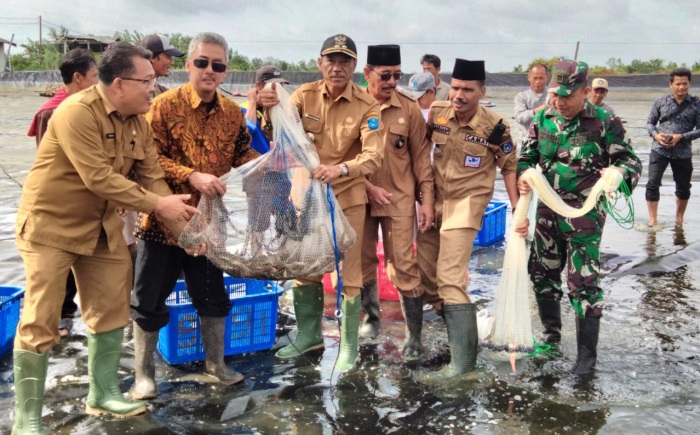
[325,184,344,315]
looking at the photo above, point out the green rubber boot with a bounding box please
[335,295,361,373]
[12,350,49,435]
[420,304,478,383]
[86,329,147,417]
[275,284,325,359]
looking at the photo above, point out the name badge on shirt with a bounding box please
[433,124,451,135]
[464,155,481,168]
[106,133,116,139]
[465,134,489,147]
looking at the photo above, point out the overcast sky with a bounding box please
[2,0,699,73]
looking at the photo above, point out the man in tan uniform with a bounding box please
[359,44,434,363]
[12,43,199,434]
[259,34,383,372]
[418,59,519,382]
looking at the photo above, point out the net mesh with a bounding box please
[178,85,356,280]
[480,167,627,366]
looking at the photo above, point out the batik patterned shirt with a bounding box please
[135,83,258,245]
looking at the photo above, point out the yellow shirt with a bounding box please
[291,80,384,209]
[366,89,434,217]
[16,85,171,255]
[428,102,517,230]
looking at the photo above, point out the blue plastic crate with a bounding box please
[0,286,24,358]
[474,201,507,246]
[157,276,282,365]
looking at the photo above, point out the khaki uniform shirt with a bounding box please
[16,85,172,256]
[291,80,384,209]
[366,89,434,217]
[428,102,517,230]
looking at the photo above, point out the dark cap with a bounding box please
[367,44,401,66]
[255,65,289,84]
[141,34,185,57]
[549,59,589,96]
[320,34,357,59]
[452,59,485,81]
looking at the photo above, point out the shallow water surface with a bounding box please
[0,87,699,434]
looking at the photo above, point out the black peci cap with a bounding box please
[367,44,401,66]
[452,59,485,81]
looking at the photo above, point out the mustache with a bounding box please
[453,98,468,105]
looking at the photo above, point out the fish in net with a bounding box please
[480,167,628,371]
[178,85,356,280]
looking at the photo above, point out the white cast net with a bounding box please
[178,85,356,280]
[480,167,624,367]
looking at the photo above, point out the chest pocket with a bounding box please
[462,135,488,157]
[388,123,410,156]
[302,114,324,134]
[431,131,448,158]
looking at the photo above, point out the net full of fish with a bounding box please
[178,85,356,280]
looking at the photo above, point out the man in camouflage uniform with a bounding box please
[516,59,642,379]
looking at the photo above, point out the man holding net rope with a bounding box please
[357,45,434,360]
[258,34,384,372]
[130,32,260,399]
[515,59,642,379]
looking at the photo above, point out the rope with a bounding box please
[325,184,344,317]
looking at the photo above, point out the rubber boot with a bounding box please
[199,316,244,385]
[86,329,147,417]
[336,295,361,373]
[275,284,325,359]
[400,294,424,361]
[131,323,159,400]
[12,350,48,435]
[359,280,381,340]
[420,304,478,382]
[571,317,600,379]
[536,299,562,345]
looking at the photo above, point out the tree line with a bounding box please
[514,56,700,74]
[9,29,320,73]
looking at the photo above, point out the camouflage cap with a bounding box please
[548,59,589,96]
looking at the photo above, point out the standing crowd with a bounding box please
[11,30,699,434]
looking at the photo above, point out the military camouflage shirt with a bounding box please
[517,101,642,203]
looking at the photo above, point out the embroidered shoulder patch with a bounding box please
[500,141,513,154]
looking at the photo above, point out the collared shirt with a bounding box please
[291,79,384,209]
[428,102,517,230]
[646,93,700,159]
[514,88,547,132]
[16,85,171,255]
[365,89,434,217]
[136,82,258,244]
[435,79,451,101]
[518,101,642,203]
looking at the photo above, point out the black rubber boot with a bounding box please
[400,294,423,361]
[536,299,562,344]
[359,280,381,340]
[200,316,244,385]
[420,304,478,382]
[571,317,600,379]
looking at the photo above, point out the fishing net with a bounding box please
[178,85,356,280]
[480,167,628,368]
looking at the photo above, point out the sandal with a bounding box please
[58,318,74,337]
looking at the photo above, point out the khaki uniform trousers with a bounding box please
[294,204,365,299]
[417,226,477,308]
[15,234,132,353]
[361,208,422,297]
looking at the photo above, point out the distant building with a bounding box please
[0,37,17,71]
[54,34,116,54]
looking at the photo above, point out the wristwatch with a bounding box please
[340,163,349,177]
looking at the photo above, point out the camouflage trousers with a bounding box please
[529,204,606,319]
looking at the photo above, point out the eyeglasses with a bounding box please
[120,77,156,87]
[370,69,403,82]
[193,58,227,73]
